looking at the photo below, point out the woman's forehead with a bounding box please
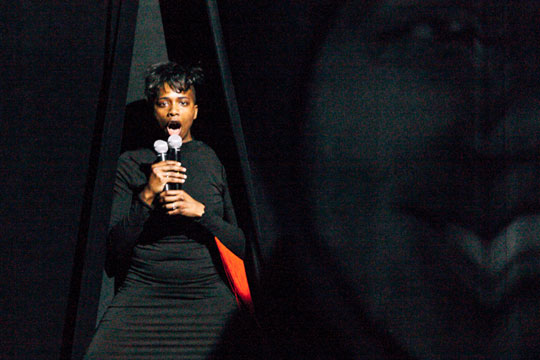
[350,0,539,40]
[372,0,537,15]
[157,84,194,97]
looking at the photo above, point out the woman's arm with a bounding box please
[158,166,246,259]
[107,155,153,261]
[197,177,246,259]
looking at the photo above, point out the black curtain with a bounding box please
[1,1,138,359]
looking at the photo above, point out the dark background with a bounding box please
[1,0,335,358]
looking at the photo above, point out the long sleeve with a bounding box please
[196,166,246,259]
[107,153,153,262]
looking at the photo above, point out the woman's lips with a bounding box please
[167,121,181,136]
[398,157,540,243]
[396,158,540,305]
[404,207,540,306]
[442,214,540,305]
[446,214,540,275]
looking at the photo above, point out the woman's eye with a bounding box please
[433,21,477,45]
[379,17,477,46]
[157,102,167,107]
[410,23,434,41]
[374,14,480,71]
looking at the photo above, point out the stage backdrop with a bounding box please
[1,1,138,359]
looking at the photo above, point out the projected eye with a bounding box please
[434,20,477,46]
[410,23,434,41]
[373,12,480,75]
[378,17,477,46]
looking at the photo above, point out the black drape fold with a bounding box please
[60,1,139,359]
[205,0,263,300]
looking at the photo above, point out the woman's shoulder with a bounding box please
[188,140,221,162]
[117,148,155,168]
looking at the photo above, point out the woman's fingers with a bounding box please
[159,191,190,208]
[164,202,179,215]
[152,162,187,184]
[159,191,184,203]
[146,162,187,196]
[163,198,183,215]
[160,171,186,183]
[158,190,203,217]
[152,161,186,173]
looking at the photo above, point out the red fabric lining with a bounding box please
[215,237,254,312]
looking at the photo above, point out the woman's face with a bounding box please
[153,83,198,142]
[302,0,540,356]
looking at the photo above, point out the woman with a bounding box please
[85,62,245,359]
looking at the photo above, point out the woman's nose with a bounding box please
[168,102,180,116]
[471,38,515,132]
[471,6,540,142]
[470,39,540,156]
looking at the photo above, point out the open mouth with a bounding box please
[167,121,181,136]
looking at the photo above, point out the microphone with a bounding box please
[154,139,168,161]
[167,135,183,190]
[154,139,170,191]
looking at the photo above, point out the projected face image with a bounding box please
[301,0,540,357]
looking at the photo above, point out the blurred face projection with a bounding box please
[154,83,198,142]
[301,0,539,357]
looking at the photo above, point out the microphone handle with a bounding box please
[157,152,167,162]
[168,148,182,190]
[156,152,170,191]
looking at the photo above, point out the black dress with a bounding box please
[85,140,245,359]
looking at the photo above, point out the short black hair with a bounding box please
[144,62,204,103]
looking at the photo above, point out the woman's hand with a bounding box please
[139,161,186,206]
[159,190,205,217]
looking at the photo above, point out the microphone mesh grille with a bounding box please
[168,134,182,149]
[154,140,168,153]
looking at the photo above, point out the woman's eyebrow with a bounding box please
[377,0,475,15]
[374,0,479,30]
[158,95,189,100]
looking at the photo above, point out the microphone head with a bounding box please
[154,139,168,154]
[167,134,182,149]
